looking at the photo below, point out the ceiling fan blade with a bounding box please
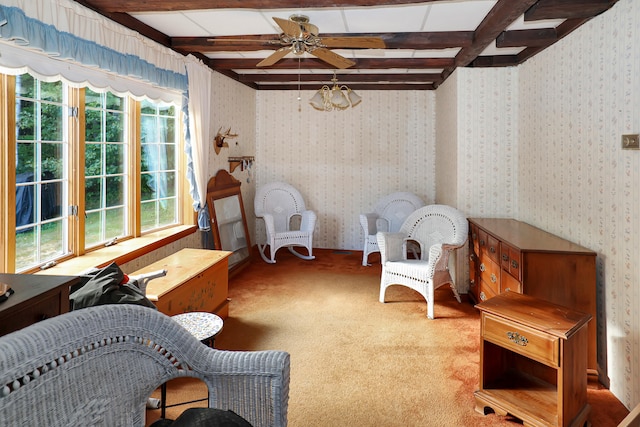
[311,48,355,69]
[322,37,386,49]
[273,17,301,38]
[256,46,293,67]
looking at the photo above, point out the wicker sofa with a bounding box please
[0,304,289,426]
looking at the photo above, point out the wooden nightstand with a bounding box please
[474,291,591,427]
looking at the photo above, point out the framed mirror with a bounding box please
[206,170,252,274]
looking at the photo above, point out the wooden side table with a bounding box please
[0,273,80,337]
[474,291,591,427]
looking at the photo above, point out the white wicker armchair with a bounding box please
[0,304,290,427]
[377,204,468,319]
[254,181,317,264]
[359,192,425,266]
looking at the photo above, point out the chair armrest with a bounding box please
[359,213,378,235]
[299,210,317,232]
[203,349,290,427]
[377,232,405,263]
[376,218,390,233]
[258,213,276,236]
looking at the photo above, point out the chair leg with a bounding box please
[257,243,276,264]
[288,246,315,261]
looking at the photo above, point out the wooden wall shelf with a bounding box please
[228,156,254,173]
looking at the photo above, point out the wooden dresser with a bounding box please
[475,291,591,427]
[467,218,599,381]
[0,273,80,337]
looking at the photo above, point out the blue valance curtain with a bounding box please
[0,5,187,93]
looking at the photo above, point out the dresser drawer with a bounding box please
[501,272,522,294]
[479,279,498,302]
[500,242,521,281]
[479,257,500,294]
[482,313,559,367]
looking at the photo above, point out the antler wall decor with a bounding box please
[214,127,238,155]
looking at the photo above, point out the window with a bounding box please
[14,75,69,271]
[84,89,128,248]
[2,73,184,273]
[140,100,179,232]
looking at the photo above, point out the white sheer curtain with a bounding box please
[185,55,212,228]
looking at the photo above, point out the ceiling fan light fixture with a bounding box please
[309,73,361,112]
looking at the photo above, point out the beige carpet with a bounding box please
[146,249,629,426]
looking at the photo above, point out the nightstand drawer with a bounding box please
[482,314,559,367]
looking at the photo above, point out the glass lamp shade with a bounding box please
[347,89,362,107]
[330,86,350,109]
[309,89,327,111]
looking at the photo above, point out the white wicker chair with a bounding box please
[359,192,425,266]
[377,204,468,319]
[0,304,290,427]
[254,181,317,264]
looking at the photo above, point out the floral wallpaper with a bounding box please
[441,0,639,410]
[517,0,640,410]
[254,90,437,250]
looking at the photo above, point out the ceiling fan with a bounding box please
[256,15,385,69]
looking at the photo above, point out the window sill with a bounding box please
[35,225,198,276]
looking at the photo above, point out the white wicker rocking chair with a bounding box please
[254,181,317,264]
[359,192,425,266]
[377,204,468,319]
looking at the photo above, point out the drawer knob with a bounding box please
[489,246,496,253]
[490,273,497,283]
[511,260,519,269]
[506,331,528,346]
[480,263,486,272]
[502,253,509,261]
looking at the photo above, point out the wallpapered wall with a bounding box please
[443,0,639,409]
[254,90,437,250]
[517,0,640,409]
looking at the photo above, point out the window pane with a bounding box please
[140,200,157,230]
[106,92,125,111]
[40,220,65,259]
[85,109,103,142]
[106,111,124,142]
[40,81,63,103]
[16,183,36,227]
[16,99,35,141]
[85,143,103,176]
[158,200,176,227]
[85,89,102,108]
[106,176,123,206]
[42,143,63,180]
[141,172,156,201]
[84,211,102,248]
[15,227,37,270]
[141,116,157,143]
[105,208,124,239]
[41,180,62,221]
[15,74,35,98]
[165,145,176,170]
[159,172,176,198]
[105,144,124,174]
[85,177,102,210]
[16,143,35,175]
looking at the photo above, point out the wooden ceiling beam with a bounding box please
[525,0,619,21]
[79,0,454,13]
[257,83,435,90]
[496,28,558,48]
[173,32,474,52]
[238,73,443,83]
[208,57,455,70]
